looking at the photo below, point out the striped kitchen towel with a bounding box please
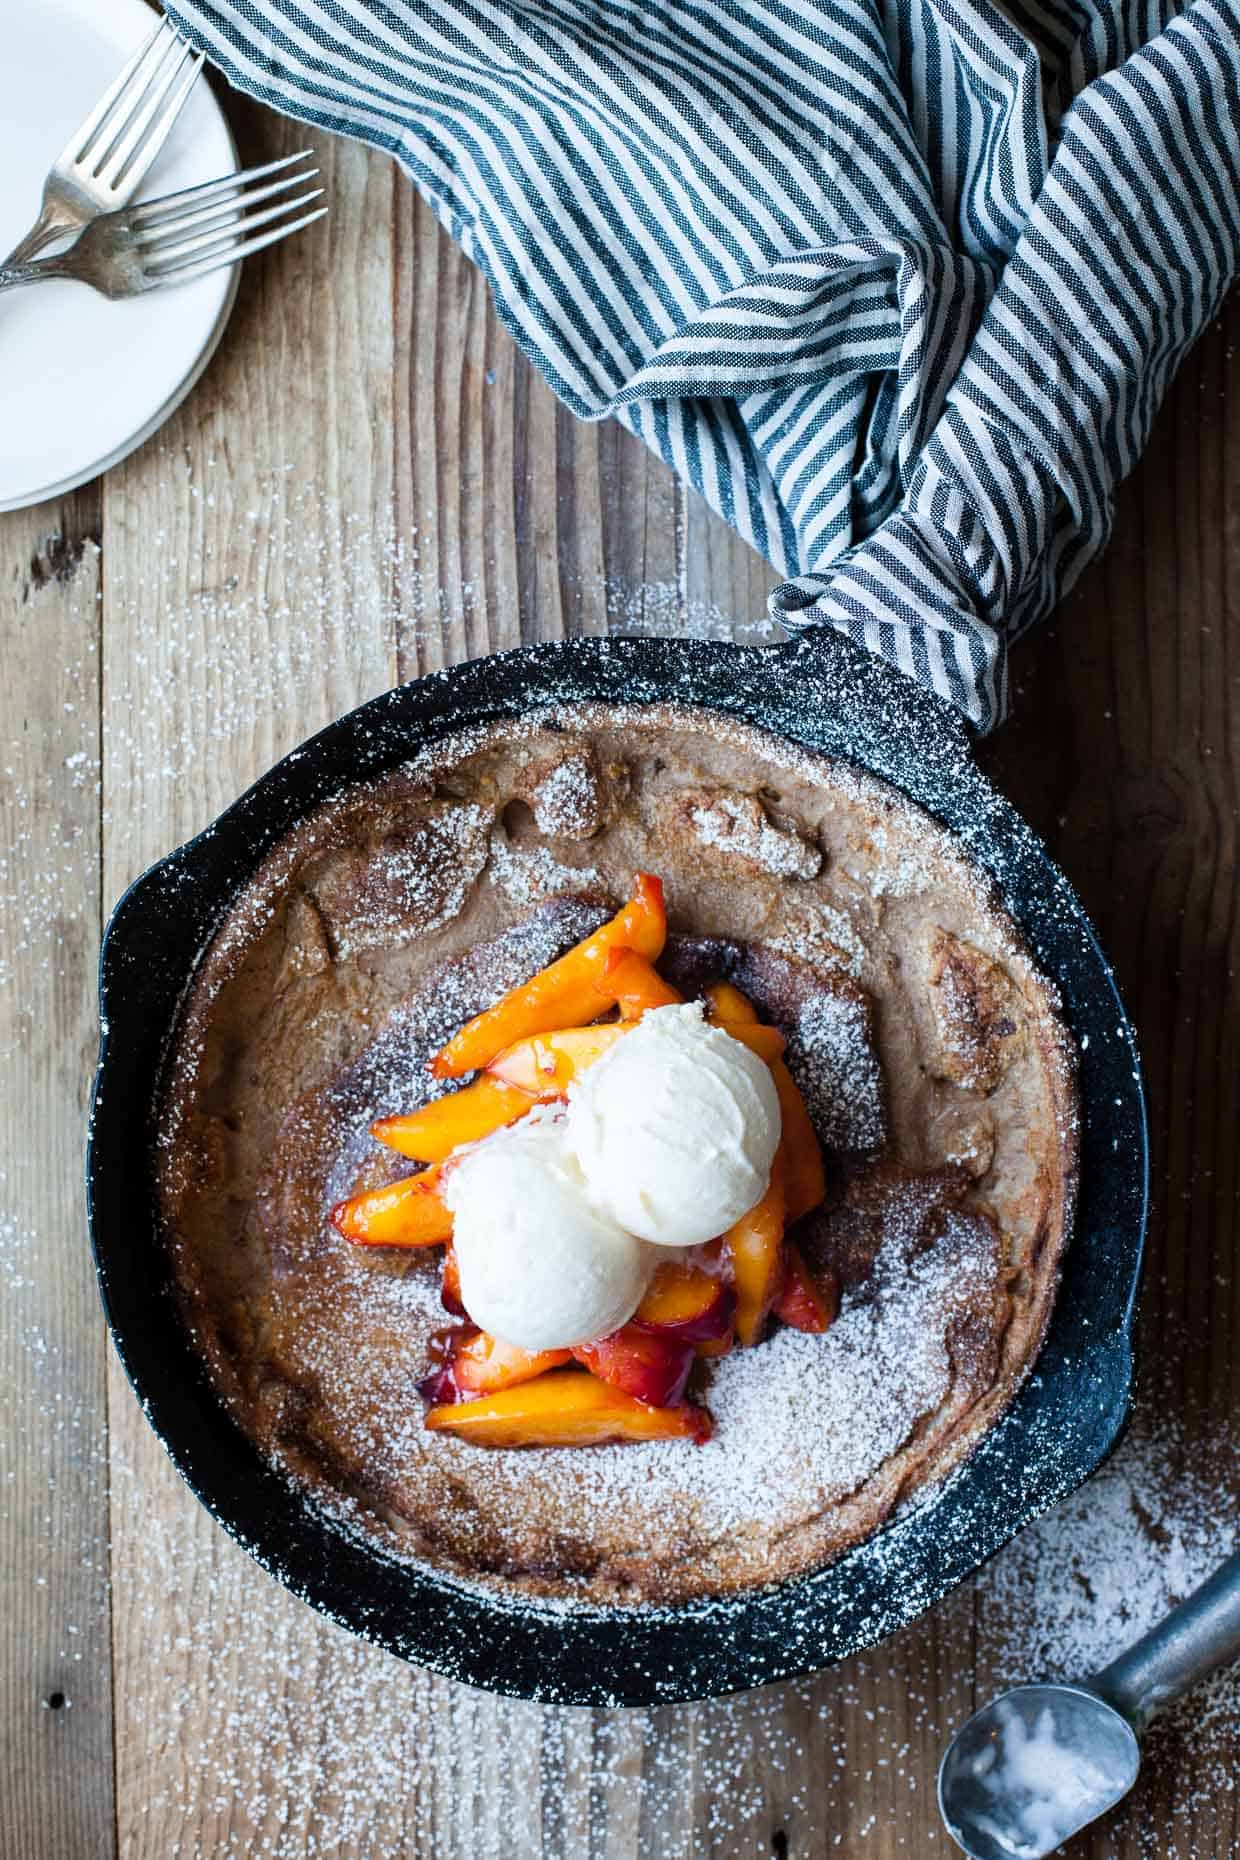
[167,0,1240,728]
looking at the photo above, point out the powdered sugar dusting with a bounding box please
[787,990,886,1152]
[487,829,600,908]
[687,790,823,880]
[679,1209,999,1526]
[528,753,599,838]
[331,803,491,960]
[859,819,936,899]
[771,899,867,978]
[283,1198,999,1564]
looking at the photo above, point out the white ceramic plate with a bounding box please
[0,0,238,511]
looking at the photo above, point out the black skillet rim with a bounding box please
[87,631,1148,1707]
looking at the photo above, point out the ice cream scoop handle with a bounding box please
[1090,1549,1240,1732]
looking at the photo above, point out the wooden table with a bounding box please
[2,93,1237,1860]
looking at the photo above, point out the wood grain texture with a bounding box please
[0,73,1235,1858]
[978,285,1240,1860]
[97,105,405,1860]
[0,489,114,1858]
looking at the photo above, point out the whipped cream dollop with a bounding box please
[443,1110,651,1351]
[565,1002,781,1248]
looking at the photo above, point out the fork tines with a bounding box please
[135,153,327,282]
[69,18,204,195]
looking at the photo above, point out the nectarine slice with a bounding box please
[773,1242,839,1334]
[769,1058,826,1221]
[726,1165,786,1346]
[431,874,666,1078]
[424,1369,712,1447]
[441,1243,467,1317]
[450,1328,572,1395]
[600,947,682,1019]
[633,1260,736,1342]
[573,1326,696,1407]
[488,1022,628,1095]
[704,981,758,1024]
[371,1076,531,1162]
[718,1019,786,1064]
[330,1165,452,1247]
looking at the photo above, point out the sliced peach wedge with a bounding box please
[454,1332,572,1394]
[769,1058,826,1221]
[717,1019,786,1065]
[330,1165,452,1248]
[774,1242,839,1334]
[600,947,683,1019]
[424,1369,712,1447]
[727,1163,787,1346]
[488,1022,629,1096]
[704,980,759,1024]
[705,981,825,1222]
[440,1242,467,1317]
[421,1326,572,1401]
[572,1325,696,1408]
[371,1075,531,1163]
[632,1259,736,1343]
[431,873,666,1078]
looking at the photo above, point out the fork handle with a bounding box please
[1,204,80,269]
[0,256,75,294]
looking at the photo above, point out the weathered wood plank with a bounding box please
[977,289,1240,1860]
[99,108,410,1860]
[0,488,115,1859]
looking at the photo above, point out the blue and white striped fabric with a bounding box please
[168,0,1240,728]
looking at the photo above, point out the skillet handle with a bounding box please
[768,626,976,801]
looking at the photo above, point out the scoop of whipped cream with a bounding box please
[443,1109,651,1351]
[565,1001,781,1247]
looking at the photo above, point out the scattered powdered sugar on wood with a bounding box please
[974,1401,1239,1858]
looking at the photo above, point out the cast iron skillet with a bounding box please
[87,627,1148,1707]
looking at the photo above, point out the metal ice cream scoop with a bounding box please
[938,1549,1240,1859]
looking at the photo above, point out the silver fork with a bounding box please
[3,17,204,267]
[0,154,326,298]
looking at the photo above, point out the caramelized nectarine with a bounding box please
[717,1019,786,1064]
[431,874,666,1077]
[488,1023,628,1095]
[600,948,682,1019]
[769,1058,826,1221]
[436,1326,572,1396]
[441,1243,467,1317]
[773,1242,839,1334]
[727,1166,786,1346]
[633,1260,736,1342]
[704,980,758,1024]
[424,1369,712,1447]
[330,1165,452,1247]
[371,1076,530,1162]
[573,1325,696,1407]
